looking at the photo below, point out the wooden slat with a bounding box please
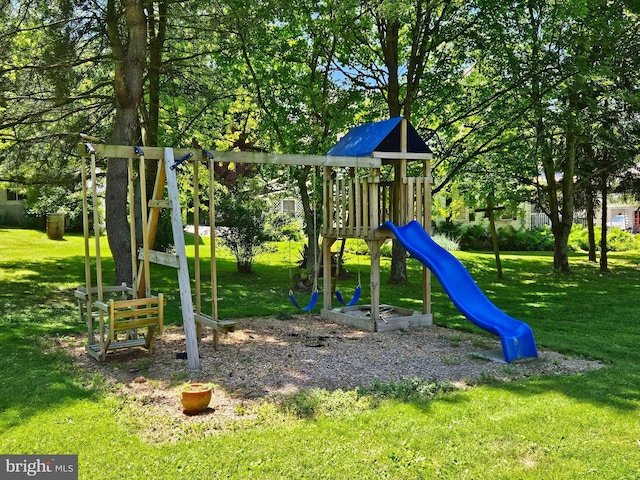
[139,249,180,268]
[95,297,161,311]
[109,339,148,350]
[117,297,161,308]
[362,177,370,234]
[113,317,161,332]
[326,179,335,236]
[148,199,171,208]
[75,285,132,297]
[406,177,415,222]
[113,307,160,319]
[93,301,109,312]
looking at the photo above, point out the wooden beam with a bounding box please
[372,151,433,160]
[78,143,382,168]
[165,148,200,371]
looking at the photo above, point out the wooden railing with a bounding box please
[323,175,431,239]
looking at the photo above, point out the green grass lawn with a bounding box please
[1,227,639,479]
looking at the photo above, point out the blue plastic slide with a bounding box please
[380,221,538,362]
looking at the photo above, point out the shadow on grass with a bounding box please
[0,328,103,431]
[480,365,640,413]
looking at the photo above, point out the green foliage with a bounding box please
[606,228,640,251]
[380,242,393,258]
[568,224,640,252]
[435,222,558,252]
[458,223,490,250]
[357,377,455,403]
[282,388,372,419]
[496,225,553,251]
[280,221,304,242]
[215,177,285,273]
[24,183,85,231]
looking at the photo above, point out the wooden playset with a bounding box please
[75,117,434,370]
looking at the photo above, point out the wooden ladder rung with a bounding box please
[138,250,180,268]
[148,199,172,208]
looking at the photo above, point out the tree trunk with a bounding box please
[599,173,609,272]
[554,90,578,273]
[379,18,409,285]
[487,193,503,279]
[105,0,147,285]
[549,90,578,274]
[297,165,319,282]
[586,188,597,262]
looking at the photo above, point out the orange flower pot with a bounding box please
[180,383,212,414]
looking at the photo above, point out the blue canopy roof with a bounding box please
[327,117,431,157]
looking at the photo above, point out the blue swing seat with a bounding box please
[335,285,361,307]
[289,289,319,311]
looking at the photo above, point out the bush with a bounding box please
[216,181,277,274]
[606,228,640,251]
[568,224,640,252]
[432,233,460,251]
[458,223,490,250]
[434,222,557,251]
[433,220,463,238]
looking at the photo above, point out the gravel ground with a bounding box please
[56,315,603,441]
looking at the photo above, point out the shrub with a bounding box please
[432,233,460,251]
[606,227,640,251]
[568,224,640,252]
[459,223,490,250]
[216,181,277,274]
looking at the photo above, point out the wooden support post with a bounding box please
[164,148,200,370]
[423,159,432,315]
[136,158,166,298]
[209,158,219,350]
[399,117,408,225]
[139,154,151,298]
[128,159,138,296]
[80,156,94,343]
[193,159,202,341]
[322,237,336,311]
[366,239,384,325]
[90,151,103,304]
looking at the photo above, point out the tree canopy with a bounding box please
[1,0,639,278]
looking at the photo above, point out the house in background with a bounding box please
[0,188,26,225]
[604,203,640,232]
